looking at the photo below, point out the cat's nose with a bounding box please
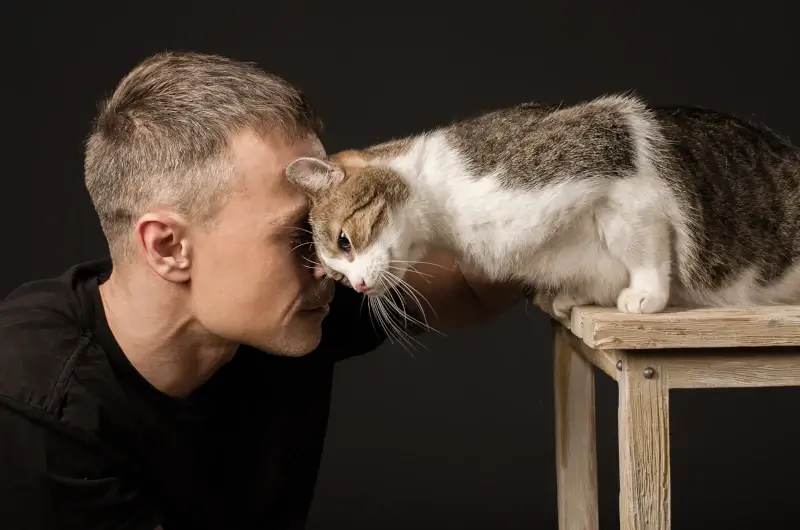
[353,279,370,294]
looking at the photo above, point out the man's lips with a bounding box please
[301,304,330,317]
[300,300,331,312]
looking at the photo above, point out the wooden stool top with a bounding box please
[564,305,800,350]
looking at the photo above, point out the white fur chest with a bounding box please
[442,178,628,296]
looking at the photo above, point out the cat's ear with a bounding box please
[285,157,344,195]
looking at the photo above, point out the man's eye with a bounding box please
[290,231,312,248]
[289,218,314,251]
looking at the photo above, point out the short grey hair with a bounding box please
[84,51,323,262]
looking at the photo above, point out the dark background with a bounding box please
[5,1,800,528]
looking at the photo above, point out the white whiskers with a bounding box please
[289,236,447,355]
[360,265,446,355]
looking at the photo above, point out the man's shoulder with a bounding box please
[0,260,109,416]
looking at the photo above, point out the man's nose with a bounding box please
[313,263,327,280]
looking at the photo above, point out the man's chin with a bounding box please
[243,308,329,357]
[279,316,326,357]
[256,334,322,358]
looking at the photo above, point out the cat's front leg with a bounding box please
[551,292,591,320]
[531,289,558,319]
[608,215,672,314]
[532,289,588,321]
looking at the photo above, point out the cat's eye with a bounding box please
[337,231,351,252]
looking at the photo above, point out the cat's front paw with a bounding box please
[552,292,581,320]
[616,287,669,314]
[532,290,582,323]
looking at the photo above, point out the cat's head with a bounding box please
[285,151,430,296]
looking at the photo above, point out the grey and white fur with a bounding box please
[287,94,800,319]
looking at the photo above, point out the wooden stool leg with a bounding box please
[617,355,671,530]
[554,327,599,530]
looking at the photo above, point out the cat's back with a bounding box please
[441,96,642,187]
[441,102,559,179]
[650,104,800,213]
[652,104,800,172]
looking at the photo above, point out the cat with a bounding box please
[285,94,800,322]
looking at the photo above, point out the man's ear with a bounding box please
[285,157,345,195]
[135,212,192,283]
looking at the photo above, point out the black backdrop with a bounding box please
[5,1,800,529]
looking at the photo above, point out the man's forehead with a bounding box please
[226,130,323,224]
[270,135,322,225]
[304,136,327,158]
[229,129,322,188]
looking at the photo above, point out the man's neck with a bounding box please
[99,266,238,398]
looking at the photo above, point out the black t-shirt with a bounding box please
[0,260,386,530]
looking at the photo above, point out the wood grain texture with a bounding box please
[564,331,619,381]
[554,327,599,530]
[660,347,800,389]
[618,354,671,530]
[550,304,800,530]
[569,305,800,350]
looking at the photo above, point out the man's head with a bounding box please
[85,51,334,356]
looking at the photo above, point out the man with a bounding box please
[0,52,522,530]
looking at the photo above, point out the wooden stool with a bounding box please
[552,305,800,530]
